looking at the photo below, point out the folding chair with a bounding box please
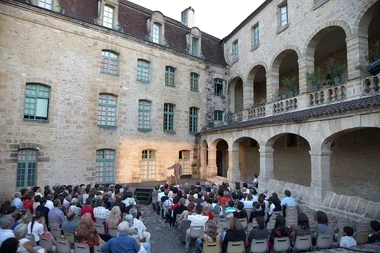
[250,239,268,253]
[239,218,248,230]
[25,233,36,247]
[50,226,63,239]
[74,242,90,253]
[190,225,204,238]
[94,222,106,235]
[108,228,118,237]
[64,232,75,248]
[273,237,290,252]
[93,245,102,253]
[356,223,371,233]
[203,241,221,253]
[267,221,275,231]
[226,241,245,253]
[39,235,55,252]
[96,218,105,223]
[56,238,71,253]
[293,235,311,252]
[220,218,229,230]
[174,213,181,226]
[316,234,333,249]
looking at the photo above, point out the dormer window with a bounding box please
[152,23,162,44]
[103,5,115,28]
[38,0,53,10]
[192,37,199,57]
[187,27,202,58]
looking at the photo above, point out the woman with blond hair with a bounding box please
[75,213,101,252]
[195,220,221,253]
[106,206,122,234]
[221,217,246,253]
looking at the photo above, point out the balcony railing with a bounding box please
[363,74,379,94]
[309,84,346,106]
[226,111,242,123]
[273,97,298,114]
[248,105,266,119]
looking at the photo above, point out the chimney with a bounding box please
[181,7,195,27]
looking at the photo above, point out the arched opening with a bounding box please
[232,137,260,182]
[364,2,380,65]
[248,65,267,106]
[179,150,191,175]
[269,133,311,186]
[272,50,299,99]
[229,77,244,113]
[326,128,380,202]
[216,139,229,177]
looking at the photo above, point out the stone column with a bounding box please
[258,147,274,189]
[243,84,254,110]
[299,57,314,94]
[207,147,217,178]
[267,73,277,103]
[228,148,240,182]
[199,145,207,180]
[310,150,333,204]
[346,35,368,81]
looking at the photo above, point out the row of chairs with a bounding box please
[40,235,103,253]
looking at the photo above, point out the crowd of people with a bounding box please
[0,181,379,253]
[0,184,151,253]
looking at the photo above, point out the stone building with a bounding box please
[0,0,380,222]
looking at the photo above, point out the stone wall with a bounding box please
[0,2,226,199]
[238,139,259,182]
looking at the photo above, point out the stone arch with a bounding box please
[321,127,380,201]
[210,138,229,177]
[353,0,379,37]
[247,65,267,106]
[270,45,303,69]
[228,76,244,113]
[232,137,260,182]
[266,133,311,187]
[246,62,269,84]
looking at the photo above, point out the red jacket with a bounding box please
[22,199,33,214]
[219,196,231,205]
[81,205,95,221]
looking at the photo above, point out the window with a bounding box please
[189,107,198,134]
[163,103,174,132]
[179,150,191,175]
[214,78,224,96]
[103,5,114,28]
[137,60,150,83]
[165,66,176,87]
[16,149,38,189]
[38,0,52,9]
[232,40,238,61]
[98,94,117,127]
[190,72,199,92]
[152,23,162,44]
[96,149,115,184]
[138,100,151,131]
[101,51,119,75]
[24,84,50,121]
[214,110,224,121]
[192,37,199,56]
[252,24,259,46]
[279,4,288,27]
[141,150,156,180]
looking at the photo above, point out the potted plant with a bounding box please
[366,39,380,75]
[325,57,345,85]
[307,68,321,91]
[275,90,282,101]
[282,76,299,97]
[323,79,332,88]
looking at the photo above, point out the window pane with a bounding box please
[36,98,48,118]
[103,6,114,28]
[152,23,161,44]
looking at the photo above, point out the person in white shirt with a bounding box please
[252,174,258,187]
[44,195,54,210]
[93,199,111,220]
[27,212,45,243]
[130,208,151,243]
[340,226,357,248]
[185,206,209,251]
[0,215,15,245]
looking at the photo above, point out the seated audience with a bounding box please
[227,202,247,220]
[172,198,187,227]
[33,195,41,213]
[93,199,111,220]
[268,215,289,252]
[69,198,81,217]
[210,197,222,216]
[75,213,100,251]
[0,237,19,253]
[280,190,296,217]
[48,199,67,226]
[106,206,122,234]
[13,224,45,253]
[313,211,333,245]
[0,215,15,244]
[222,217,246,253]
[290,213,311,246]
[22,193,34,214]
[185,205,209,251]
[224,200,236,216]
[247,216,268,250]
[10,210,27,230]
[340,226,356,248]
[130,208,151,243]
[100,221,140,253]
[11,192,23,210]
[62,211,79,234]
[81,198,95,221]
[195,220,221,253]
[367,220,380,243]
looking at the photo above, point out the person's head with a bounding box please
[256,216,265,229]
[228,200,234,208]
[117,221,130,234]
[284,190,291,197]
[274,215,286,230]
[343,226,354,237]
[14,192,22,199]
[66,211,76,221]
[179,198,186,206]
[297,213,310,230]
[154,185,160,191]
[195,205,203,215]
[237,202,244,211]
[33,186,40,193]
[205,220,218,240]
[316,211,328,225]
[254,174,258,178]
[33,195,41,204]
[123,214,133,227]
[0,238,19,253]
[53,198,61,207]
[70,198,78,205]
[77,213,94,236]
[130,208,138,219]
[12,210,27,222]
[13,223,28,240]
[175,160,179,165]
[107,206,121,228]
[370,220,380,233]
[229,217,243,231]
[39,197,47,205]
[96,198,103,207]
[258,194,265,203]
[187,202,196,212]
[0,215,14,229]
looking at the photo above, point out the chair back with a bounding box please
[175,213,181,226]
[108,227,118,237]
[294,235,311,251]
[96,218,106,223]
[74,242,91,253]
[94,222,106,235]
[190,225,204,238]
[250,239,268,253]
[25,233,36,247]
[273,237,290,252]
[48,218,60,229]
[226,241,245,253]
[220,218,229,230]
[39,235,54,252]
[239,218,248,230]
[50,226,63,239]
[267,221,275,230]
[316,234,333,249]
[64,232,75,246]
[93,245,102,253]
[203,241,221,253]
[356,230,371,245]
[56,238,71,253]
[356,223,371,233]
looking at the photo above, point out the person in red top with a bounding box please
[81,198,95,221]
[203,203,214,220]
[219,190,231,206]
[22,193,34,214]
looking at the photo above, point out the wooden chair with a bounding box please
[226,241,245,253]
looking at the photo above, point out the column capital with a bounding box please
[229,147,240,152]
[309,150,332,156]
[259,147,274,153]
[207,147,217,151]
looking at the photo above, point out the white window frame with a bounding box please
[38,0,53,10]
[103,5,115,29]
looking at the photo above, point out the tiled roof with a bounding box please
[18,0,226,65]
[201,95,380,134]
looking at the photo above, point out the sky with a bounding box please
[128,0,266,39]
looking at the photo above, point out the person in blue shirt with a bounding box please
[10,193,23,210]
[100,221,140,253]
[224,200,236,215]
[280,190,296,217]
